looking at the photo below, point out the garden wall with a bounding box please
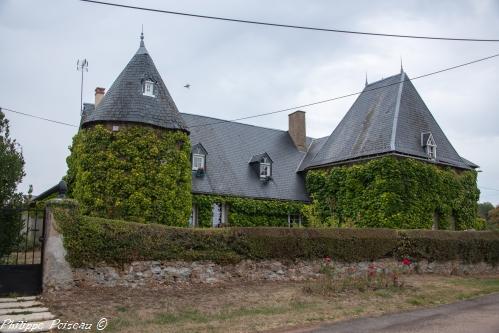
[43,200,499,290]
[73,258,499,288]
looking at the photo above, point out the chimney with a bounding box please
[94,87,105,107]
[288,111,306,152]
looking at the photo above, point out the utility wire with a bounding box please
[189,51,499,128]
[480,186,499,192]
[80,0,499,42]
[2,51,499,129]
[0,107,78,128]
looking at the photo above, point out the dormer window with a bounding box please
[249,152,273,182]
[143,80,155,97]
[421,132,437,161]
[192,154,205,171]
[191,143,207,175]
[260,157,271,179]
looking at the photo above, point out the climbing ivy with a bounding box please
[192,194,307,227]
[66,125,192,225]
[305,156,480,230]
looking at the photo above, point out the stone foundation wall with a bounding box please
[72,259,499,288]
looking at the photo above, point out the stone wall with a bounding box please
[72,259,499,288]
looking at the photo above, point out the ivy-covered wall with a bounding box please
[192,194,306,227]
[305,156,480,230]
[66,124,192,225]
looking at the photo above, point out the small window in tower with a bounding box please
[260,156,271,179]
[143,80,155,97]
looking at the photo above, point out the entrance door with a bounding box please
[0,208,46,296]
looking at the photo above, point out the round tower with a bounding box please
[67,34,192,225]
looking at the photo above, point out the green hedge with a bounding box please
[54,207,499,267]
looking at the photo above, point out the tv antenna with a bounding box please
[77,59,89,115]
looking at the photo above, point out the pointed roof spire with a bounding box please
[137,25,147,55]
[365,72,368,87]
[400,56,404,73]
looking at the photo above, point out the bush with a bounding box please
[54,207,499,267]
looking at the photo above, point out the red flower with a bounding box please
[324,256,332,263]
[402,258,412,266]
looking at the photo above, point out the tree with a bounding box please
[0,109,25,206]
[478,202,494,221]
[0,109,25,258]
[488,206,499,229]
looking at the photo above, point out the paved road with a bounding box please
[306,293,499,333]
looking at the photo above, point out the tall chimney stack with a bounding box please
[95,87,105,107]
[288,111,306,152]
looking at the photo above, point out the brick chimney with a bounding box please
[288,111,306,152]
[94,87,106,107]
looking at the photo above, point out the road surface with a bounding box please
[302,293,499,333]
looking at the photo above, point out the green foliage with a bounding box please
[54,207,499,267]
[305,156,479,230]
[0,110,25,206]
[0,110,26,258]
[488,206,499,230]
[192,194,306,227]
[66,125,192,225]
[0,208,23,258]
[478,202,494,221]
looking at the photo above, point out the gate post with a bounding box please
[42,199,77,292]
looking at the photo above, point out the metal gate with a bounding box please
[0,208,46,296]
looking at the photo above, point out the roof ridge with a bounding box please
[390,71,406,150]
[181,112,316,139]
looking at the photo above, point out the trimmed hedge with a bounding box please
[54,208,499,267]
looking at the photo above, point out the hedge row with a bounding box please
[54,208,499,268]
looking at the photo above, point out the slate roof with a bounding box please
[301,72,476,170]
[80,35,188,132]
[183,113,312,202]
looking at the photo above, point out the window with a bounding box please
[288,213,302,228]
[143,80,155,97]
[189,204,198,227]
[259,156,271,179]
[421,132,437,161]
[212,203,229,227]
[192,154,205,171]
[112,125,120,132]
[427,144,436,160]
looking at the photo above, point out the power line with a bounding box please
[480,186,499,192]
[2,51,499,129]
[80,0,499,42]
[189,51,499,128]
[0,107,78,128]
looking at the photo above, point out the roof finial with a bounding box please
[365,72,368,87]
[400,56,404,73]
[140,25,145,46]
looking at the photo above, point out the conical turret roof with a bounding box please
[81,34,188,132]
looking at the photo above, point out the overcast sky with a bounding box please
[1,0,499,204]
